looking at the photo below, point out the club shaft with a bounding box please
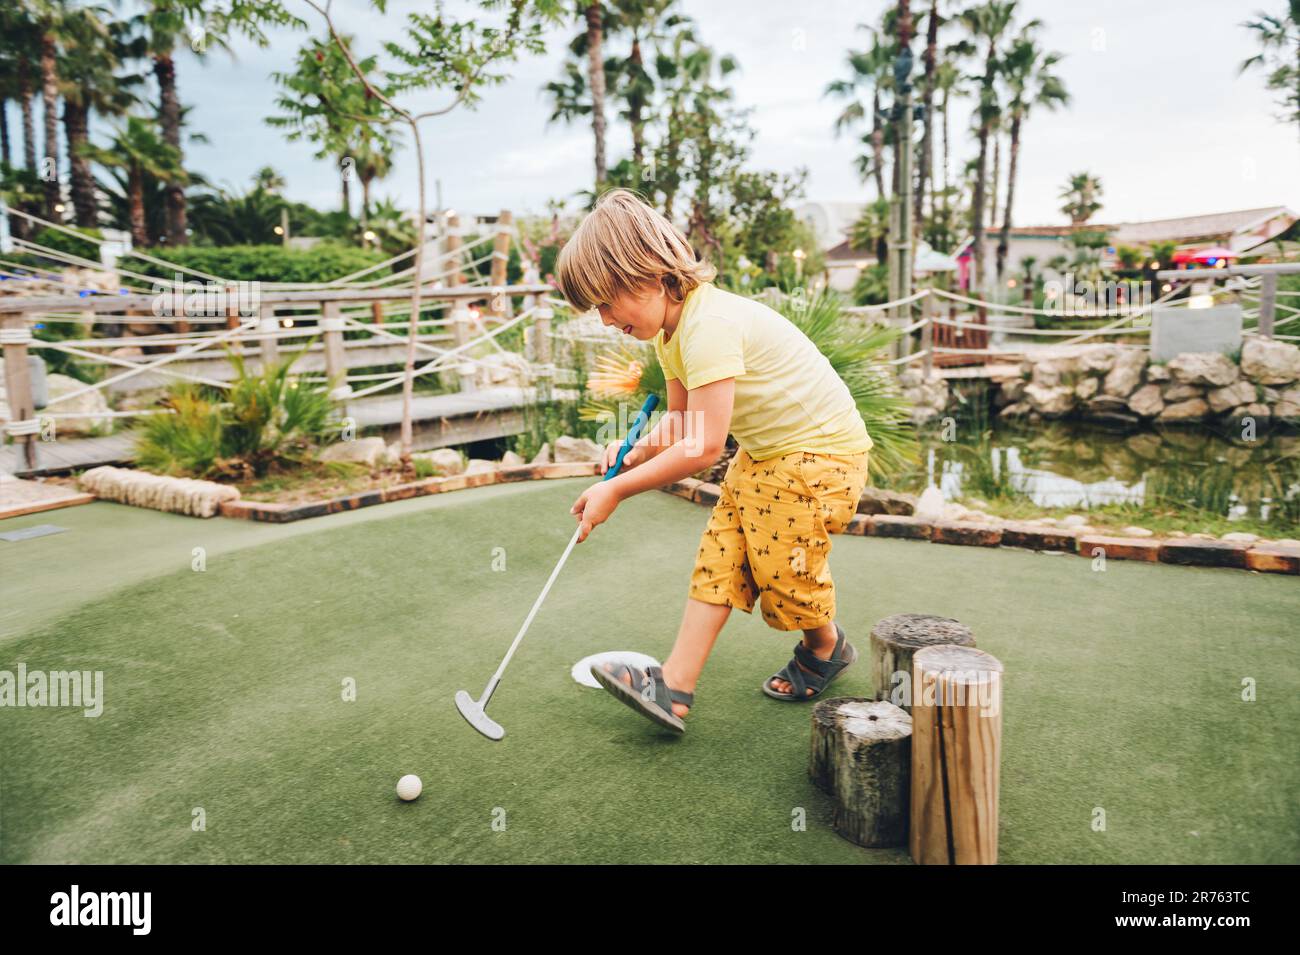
[479,525,583,706]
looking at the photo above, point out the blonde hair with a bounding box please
[556,189,716,312]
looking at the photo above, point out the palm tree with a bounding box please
[826,26,896,201]
[59,8,141,227]
[545,2,681,190]
[914,0,941,226]
[25,0,75,221]
[137,1,288,244]
[960,0,1021,295]
[137,0,216,245]
[252,166,285,194]
[1059,171,1102,225]
[0,6,41,175]
[1240,3,1300,137]
[583,2,608,189]
[352,134,397,232]
[610,0,681,172]
[850,196,892,265]
[995,31,1068,279]
[1017,254,1037,305]
[80,115,187,246]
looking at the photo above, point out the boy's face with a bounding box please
[596,283,668,341]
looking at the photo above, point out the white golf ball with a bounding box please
[396,774,423,802]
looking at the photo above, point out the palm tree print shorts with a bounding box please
[689,449,870,631]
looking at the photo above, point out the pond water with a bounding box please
[882,419,1300,530]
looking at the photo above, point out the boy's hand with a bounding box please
[601,441,641,474]
[571,481,621,542]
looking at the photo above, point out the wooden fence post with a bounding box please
[259,303,279,368]
[534,305,553,401]
[921,292,934,379]
[371,300,385,326]
[225,283,244,356]
[320,300,351,399]
[489,210,513,322]
[1259,271,1278,340]
[1,311,38,471]
[446,213,464,287]
[450,305,477,393]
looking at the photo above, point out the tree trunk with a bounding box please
[128,166,148,247]
[970,44,996,296]
[0,97,10,167]
[629,36,644,169]
[154,53,187,245]
[340,160,351,216]
[585,3,607,190]
[63,100,97,228]
[989,132,1001,234]
[915,0,939,228]
[870,88,885,200]
[360,175,372,232]
[18,55,37,172]
[41,33,61,221]
[996,115,1021,282]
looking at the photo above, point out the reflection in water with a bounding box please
[894,420,1300,528]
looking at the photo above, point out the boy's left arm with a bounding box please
[571,378,734,542]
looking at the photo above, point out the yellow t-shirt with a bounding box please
[653,283,873,461]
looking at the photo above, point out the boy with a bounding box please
[559,189,871,734]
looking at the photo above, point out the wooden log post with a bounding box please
[258,303,279,369]
[1,312,39,470]
[320,300,351,400]
[810,697,912,848]
[1258,271,1277,340]
[489,210,513,322]
[870,613,975,711]
[909,644,1004,865]
[371,300,385,326]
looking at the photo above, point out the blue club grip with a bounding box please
[604,393,660,480]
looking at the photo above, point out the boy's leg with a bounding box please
[752,451,870,696]
[660,598,732,716]
[601,455,756,717]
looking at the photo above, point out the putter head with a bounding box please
[455,690,505,741]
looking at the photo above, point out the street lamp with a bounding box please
[792,247,806,281]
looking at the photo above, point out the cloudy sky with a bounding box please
[153,0,1298,230]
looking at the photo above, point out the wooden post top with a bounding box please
[871,613,975,649]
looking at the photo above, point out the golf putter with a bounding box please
[456,392,661,740]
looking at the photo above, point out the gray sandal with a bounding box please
[591,661,693,734]
[762,622,857,701]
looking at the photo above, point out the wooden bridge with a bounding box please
[1,281,563,476]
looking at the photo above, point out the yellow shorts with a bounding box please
[689,449,870,631]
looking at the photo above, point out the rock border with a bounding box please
[658,478,1299,577]
[219,462,602,523]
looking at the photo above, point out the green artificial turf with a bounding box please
[1,480,1297,864]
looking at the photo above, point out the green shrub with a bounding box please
[147,243,389,284]
[136,349,334,480]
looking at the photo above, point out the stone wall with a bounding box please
[987,339,1300,427]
